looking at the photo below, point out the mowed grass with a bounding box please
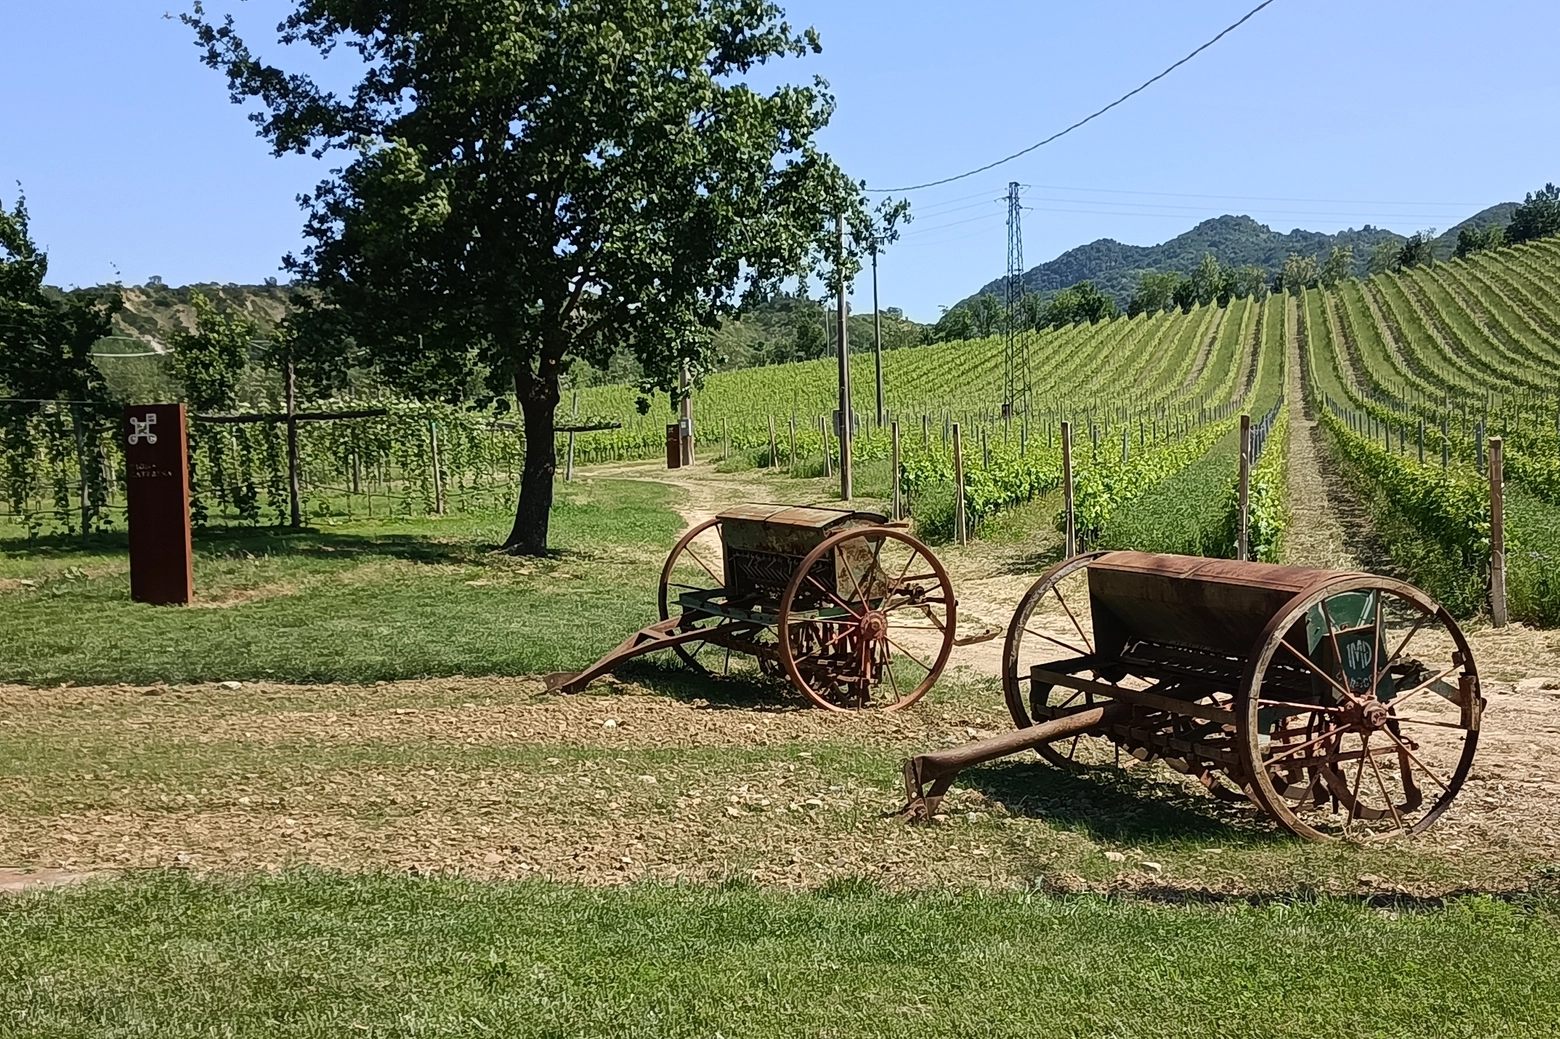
[0,478,682,686]
[3,871,1558,1038]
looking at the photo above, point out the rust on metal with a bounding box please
[914,550,1485,842]
[550,503,959,711]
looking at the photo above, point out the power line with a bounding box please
[868,0,1281,193]
[1025,183,1485,207]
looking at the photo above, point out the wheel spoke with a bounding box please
[683,546,722,586]
[884,634,936,676]
[1381,614,1431,676]
[1381,726,1453,797]
[1384,664,1462,711]
[1256,697,1346,716]
[1263,722,1346,766]
[1389,715,1473,731]
[1366,742,1406,832]
[806,574,864,619]
[1051,584,1094,654]
[1023,626,1091,659]
[1347,731,1371,829]
[1278,638,1354,701]
[1319,599,1349,694]
[884,658,903,700]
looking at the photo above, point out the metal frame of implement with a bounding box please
[548,504,991,711]
[901,551,1485,842]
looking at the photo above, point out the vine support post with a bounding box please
[71,404,89,539]
[285,359,301,528]
[429,420,447,515]
[952,421,966,546]
[1418,418,1425,466]
[768,416,777,468]
[890,420,902,522]
[564,391,578,483]
[722,418,729,462]
[1490,435,1508,628]
[821,415,832,480]
[922,413,928,447]
[835,215,852,502]
[1237,413,1252,563]
[788,416,796,471]
[1062,420,1076,558]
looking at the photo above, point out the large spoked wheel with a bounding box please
[776,526,956,711]
[1237,576,1483,841]
[1002,552,1119,769]
[658,517,729,674]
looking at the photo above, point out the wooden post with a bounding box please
[1490,436,1508,628]
[285,358,301,527]
[1121,427,1129,464]
[564,390,578,482]
[768,416,777,468]
[1061,421,1076,557]
[1237,413,1252,562]
[1418,418,1425,466]
[835,216,853,501]
[429,420,446,514]
[952,422,966,546]
[891,420,903,521]
[723,418,729,462]
[981,427,989,469]
[1020,416,1028,457]
[71,405,90,537]
[922,413,929,446]
[123,404,193,605]
[821,415,832,479]
[789,416,797,471]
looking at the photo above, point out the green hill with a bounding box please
[965,210,1515,309]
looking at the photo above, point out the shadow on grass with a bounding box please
[960,756,1285,846]
[615,657,813,713]
[0,525,509,567]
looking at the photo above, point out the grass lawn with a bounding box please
[3,871,1558,1038]
[0,478,682,686]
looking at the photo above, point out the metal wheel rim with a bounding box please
[1236,575,1482,842]
[1001,551,1114,768]
[657,516,726,674]
[776,526,956,712]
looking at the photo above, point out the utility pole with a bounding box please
[836,215,853,501]
[678,359,694,466]
[1002,181,1031,419]
[872,242,884,429]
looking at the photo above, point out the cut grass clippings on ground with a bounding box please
[0,478,682,686]
[3,871,1559,1039]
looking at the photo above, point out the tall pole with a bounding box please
[872,244,884,430]
[285,357,301,528]
[836,215,853,501]
[678,359,693,466]
[1490,436,1508,628]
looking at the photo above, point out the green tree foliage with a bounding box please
[1318,245,1354,288]
[1278,253,1320,295]
[0,194,120,532]
[0,196,116,408]
[167,291,255,413]
[1127,270,1181,317]
[1229,264,1269,302]
[1188,253,1227,307]
[1396,230,1437,271]
[1041,281,1117,328]
[1454,224,1506,259]
[186,0,870,554]
[1505,183,1560,245]
[1368,238,1402,275]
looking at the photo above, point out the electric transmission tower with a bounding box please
[1003,181,1031,418]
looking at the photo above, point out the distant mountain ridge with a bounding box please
[964,204,1516,308]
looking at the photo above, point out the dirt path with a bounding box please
[1282,294,1389,571]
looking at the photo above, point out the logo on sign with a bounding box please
[1346,639,1373,671]
[128,413,158,446]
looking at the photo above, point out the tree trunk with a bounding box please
[504,365,560,555]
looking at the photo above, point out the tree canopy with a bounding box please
[1506,183,1560,245]
[186,0,870,553]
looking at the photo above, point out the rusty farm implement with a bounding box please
[549,504,982,710]
[901,551,1485,841]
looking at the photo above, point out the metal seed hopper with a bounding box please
[901,551,1485,841]
[549,504,971,710]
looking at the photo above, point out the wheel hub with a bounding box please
[860,610,889,640]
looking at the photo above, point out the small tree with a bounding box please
[1318,245,1354,288]
[187,0,871,554]
[1454,224,1505,259]
[1127,270,1181,317]
[1507,183,1560,245]
[1396,230,1437,271]
[1279,252,1319,295]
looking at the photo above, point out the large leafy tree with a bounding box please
[185,0,868,553]
[0,195,120,532]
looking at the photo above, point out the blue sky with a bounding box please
[2,1,1556,321]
